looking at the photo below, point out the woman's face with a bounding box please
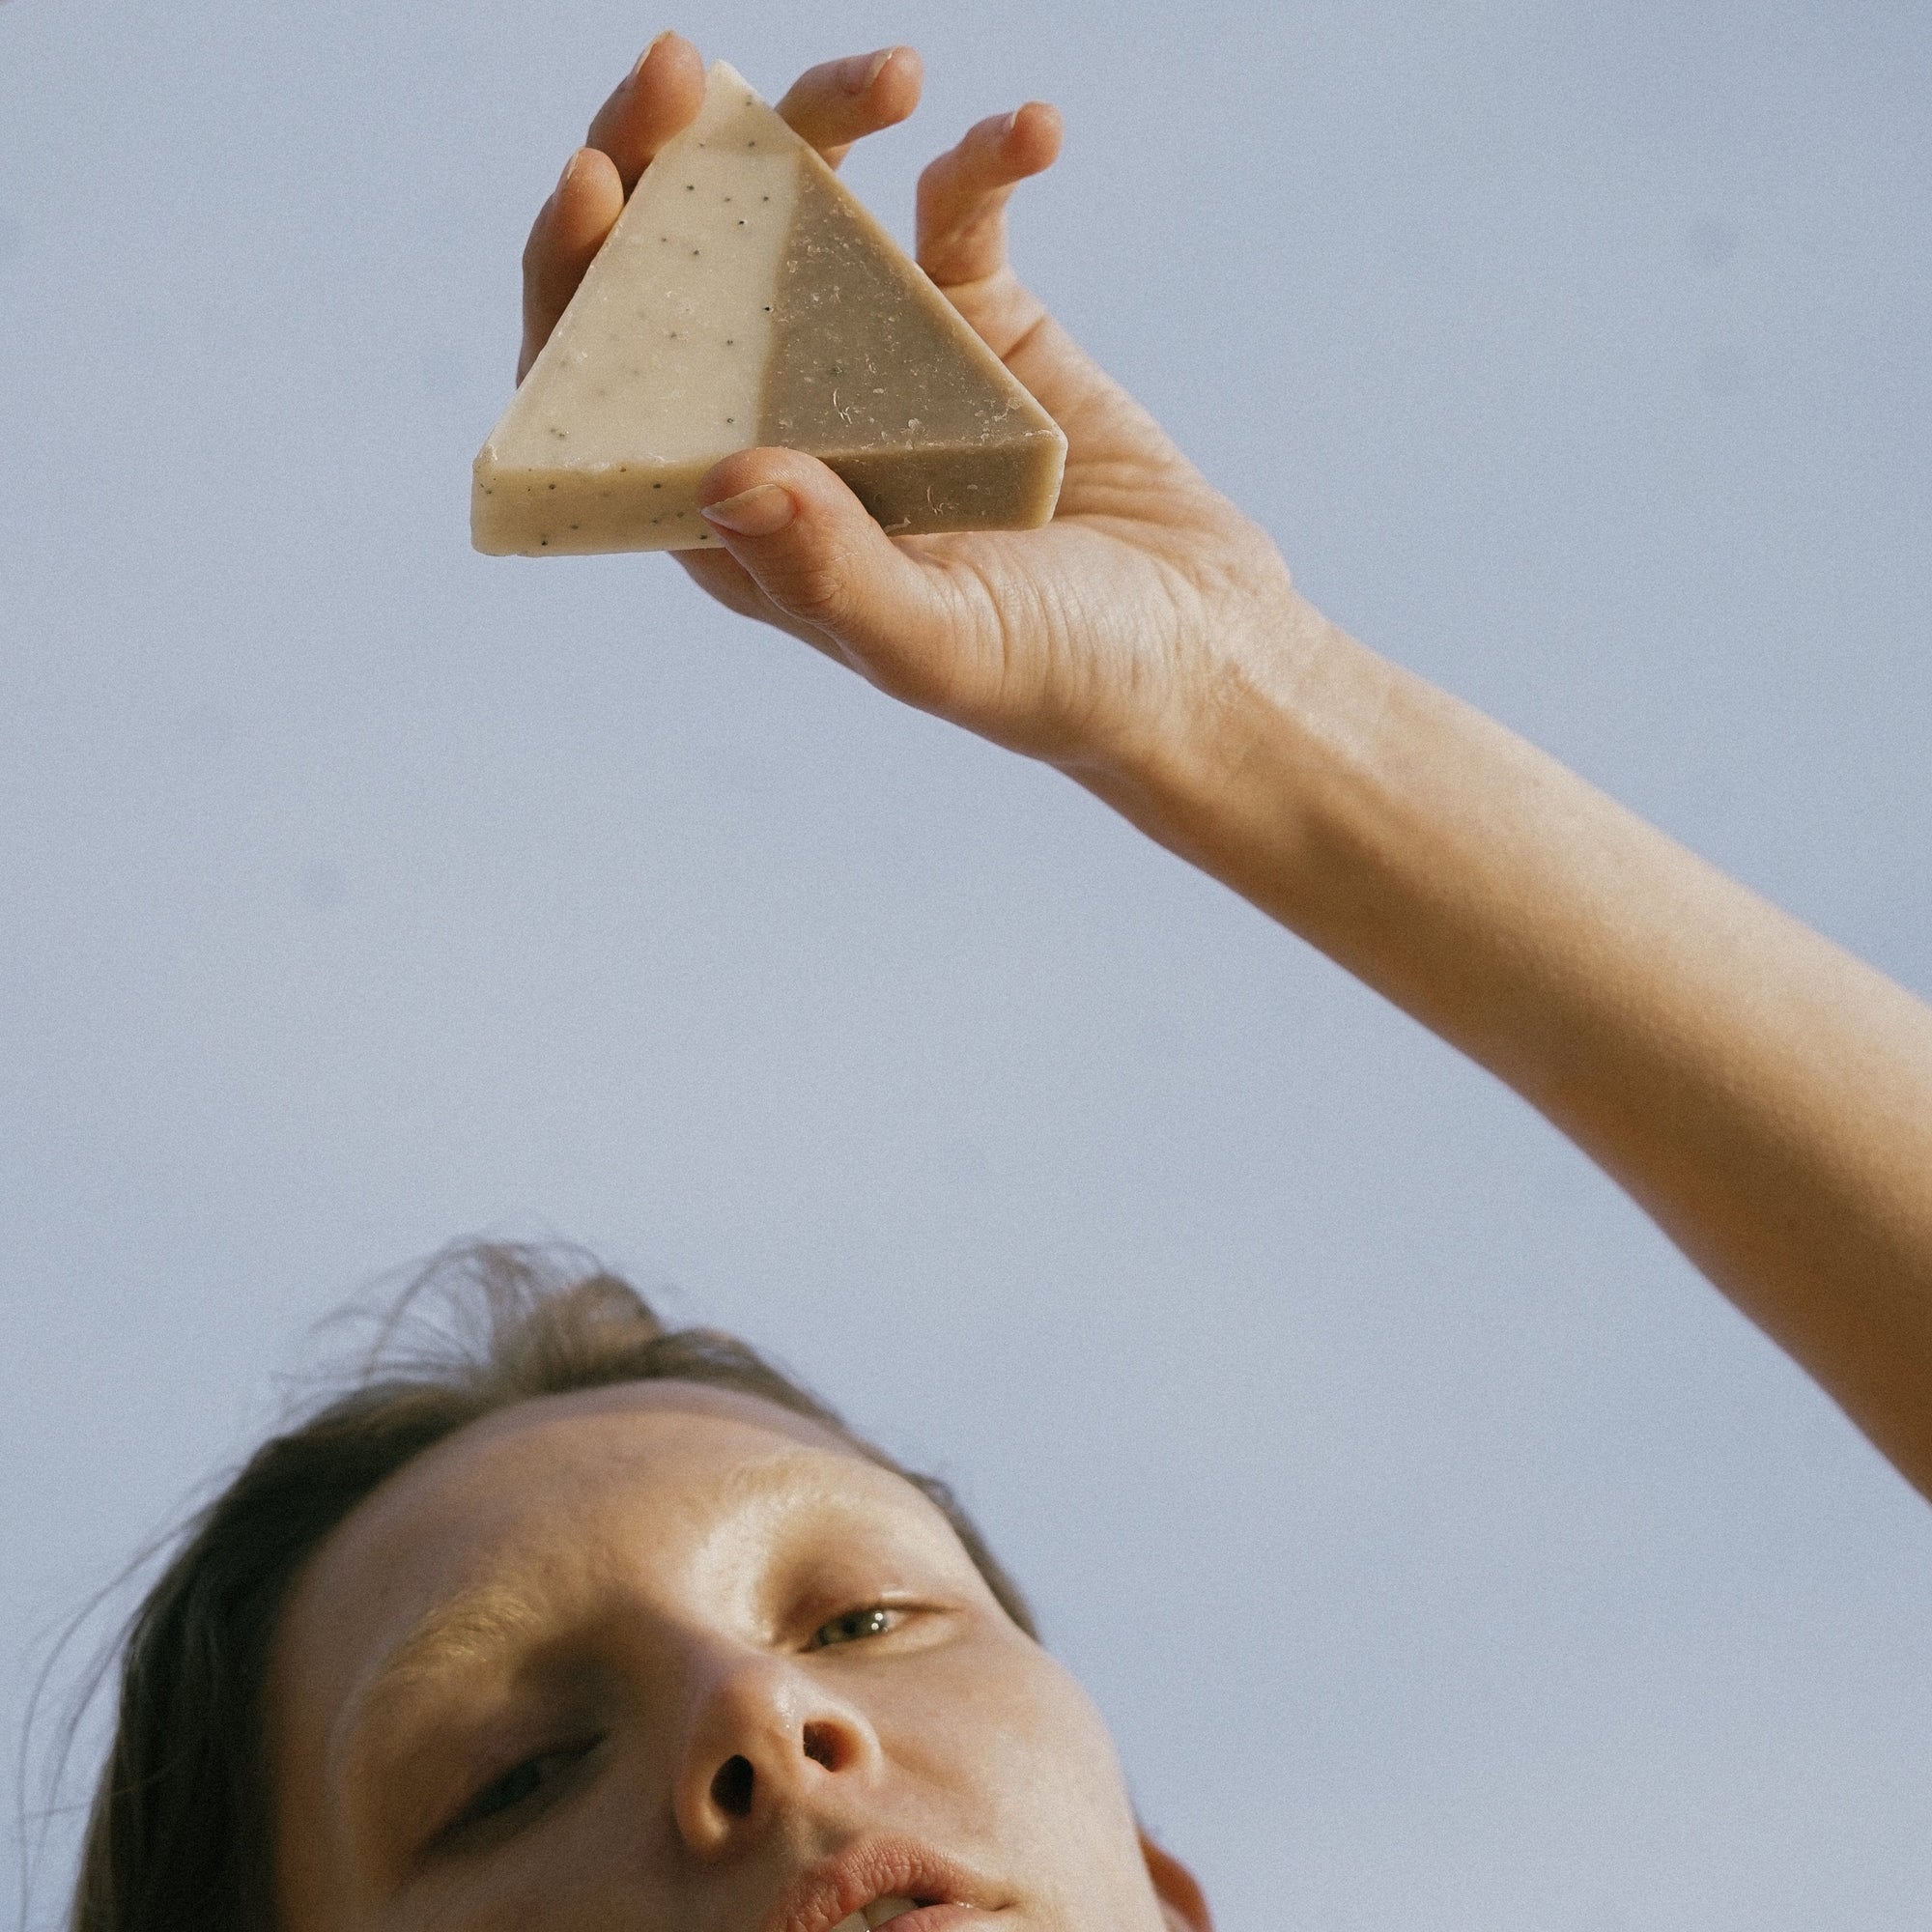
[270,1381,1194,1932]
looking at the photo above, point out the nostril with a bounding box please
[710,1753,755,1817]
[800,1721,843,1770]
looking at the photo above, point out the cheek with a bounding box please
[388,1767,671,1932]
[878,1641,1159,1932]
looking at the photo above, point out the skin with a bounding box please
[513,36,1932,1500]
[270,1382,1206,1932]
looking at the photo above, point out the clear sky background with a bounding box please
[3,1,1930,1925]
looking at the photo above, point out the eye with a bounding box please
[809,1605,900,1649]
[436,1739,600,1848]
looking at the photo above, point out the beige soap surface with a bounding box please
[473,62,1067,556]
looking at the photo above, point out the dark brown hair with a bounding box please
[65,1243,1036,1932]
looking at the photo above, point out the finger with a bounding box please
[775,45,922,169]
[586,30,708,190]
[518,146,623,381]
[695,449,975,702]
[917,100,1062,289]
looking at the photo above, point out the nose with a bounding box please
[671,1646,881,1857]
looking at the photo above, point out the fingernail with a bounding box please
[633,30,672,79]
[556,149,584,194]
[838,47,896,94]
[699,483,795,535]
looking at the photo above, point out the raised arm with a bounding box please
[518,36,1932,1501]
[1141,614,1932,1501]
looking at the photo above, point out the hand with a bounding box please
[517,35,1300,781]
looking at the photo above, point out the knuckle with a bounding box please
[778,554,851,627]
[768,525,862,628]
[915,152,959,202]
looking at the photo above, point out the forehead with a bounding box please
[370,1377,872,1527]
[272,1382,939,1732]
[299,1379,894,1598]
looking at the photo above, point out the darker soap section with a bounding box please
[758,164,1053,534]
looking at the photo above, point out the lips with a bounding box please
[759,1837,1002,1932]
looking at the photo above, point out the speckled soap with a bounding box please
[472,60,1067,556]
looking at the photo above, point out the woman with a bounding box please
[71,33,1932,1931]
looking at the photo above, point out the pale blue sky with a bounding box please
[3,2,1930,1925]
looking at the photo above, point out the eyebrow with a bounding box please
[344,1581,552,1762]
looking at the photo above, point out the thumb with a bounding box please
[696,449,966,680]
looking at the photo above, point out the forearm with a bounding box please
[1089,586,1932,1497]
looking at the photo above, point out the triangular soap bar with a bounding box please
[472,61,1067,555]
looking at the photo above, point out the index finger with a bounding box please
[774,46,922,168]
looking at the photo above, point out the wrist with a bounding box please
[1067,571,1396,936]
